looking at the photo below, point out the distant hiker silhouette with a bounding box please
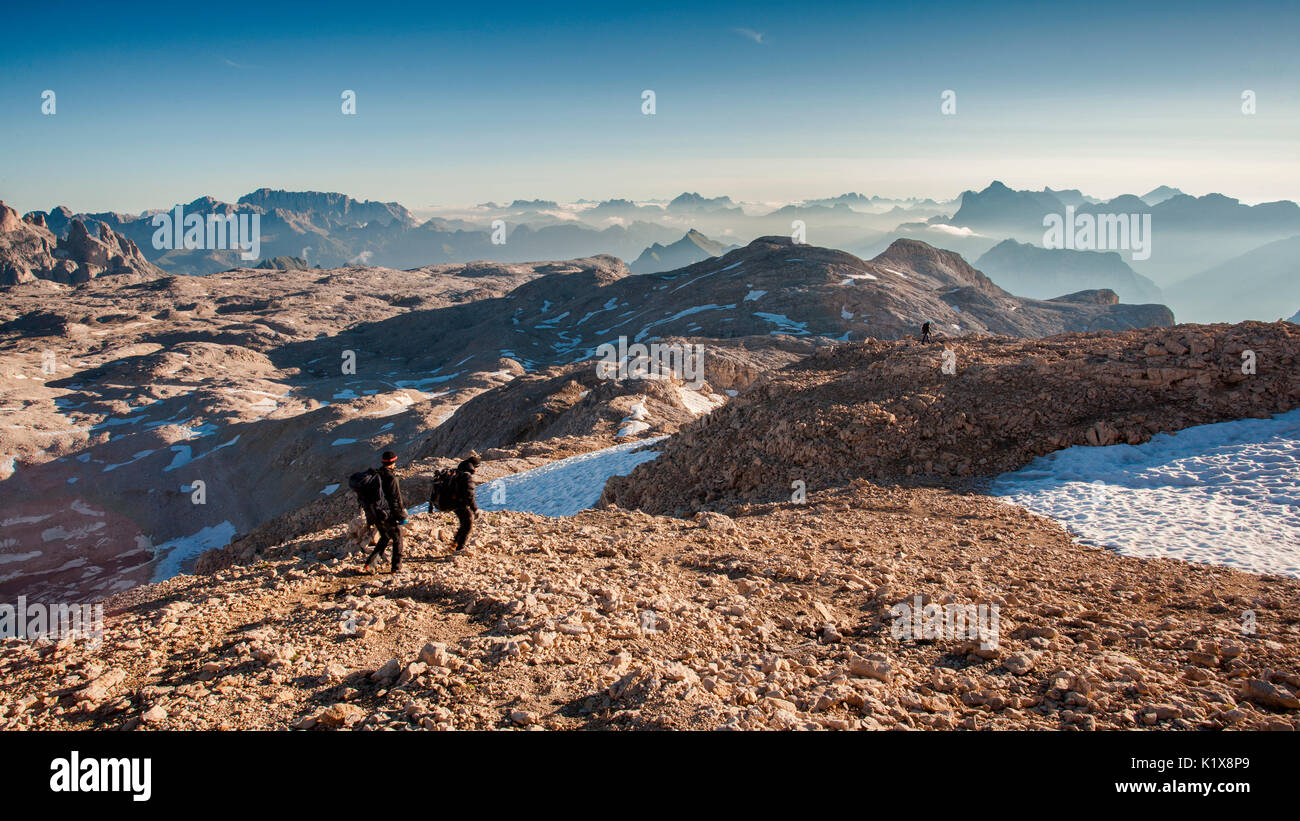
[430,456,479,551]
[349,450,406,573]
[921,321,932,343]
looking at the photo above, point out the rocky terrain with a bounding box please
[2,303,1297,731]
[412,336,810,459]
[0,202,162,286]
[604,322,1300,514]
[2,479,1297,732]
[192,338,804,576]
[0,236,1176,603]
[0,255,630,600]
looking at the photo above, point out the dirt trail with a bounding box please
[3,483,1297,731]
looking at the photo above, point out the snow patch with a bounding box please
[618,398,651,437]
[991,410,1300,577]
[150,521,239,582]
[753,312,810,335]
[474,438,667,517]
[676,385,726,415]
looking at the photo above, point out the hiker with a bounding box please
[920,320,932,343]
[430,456,480,551]
[351,450,406,573]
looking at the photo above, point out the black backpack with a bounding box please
[349,469,385,510]
[429,468,460,511]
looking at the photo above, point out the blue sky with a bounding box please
[1,0,1297,213]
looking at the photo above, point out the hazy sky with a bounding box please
[1,0,1297,213]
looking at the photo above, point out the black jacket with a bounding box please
[379,466,405,520]
[453,461,478,512]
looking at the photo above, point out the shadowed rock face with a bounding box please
[602,322,1300,515]
[0,256,622,601]
[0,202,163,286]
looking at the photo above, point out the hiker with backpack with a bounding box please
[921,320,932,343]
[349,450,407,573]
[429,456,479,551]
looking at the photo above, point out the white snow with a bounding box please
[474,437,667,517]
[671,270,721,293]
[841,305,854,320]
[618,398,651,437]
[744,290,766,302]
[676,385,726,415]
[165,446,193,471]
[150,521,238,582]
[990,409,1300,577]
[41,522,106,542]
[321,483,340,495]
[839,272,879,285]
[754,312,810,335]
[372,394,415,417]
[395,372,460,390]
[71,500,104,516]
[331,438,358,446]
[633,304,735,343]
[103,449,155,472]
[163,435,239,472]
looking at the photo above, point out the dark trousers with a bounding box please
[453,507,474,549]
[365,513,403,569]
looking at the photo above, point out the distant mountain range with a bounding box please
[5,188,950,277]
[938,181,1300,320]
[1170,235,1300,324]
[975,239,1163,304]
[23,191,684,275]
[6,182,1295,326]
[629,229,737,274]
[945,182,1299,253]
[1141,186,1186,206]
